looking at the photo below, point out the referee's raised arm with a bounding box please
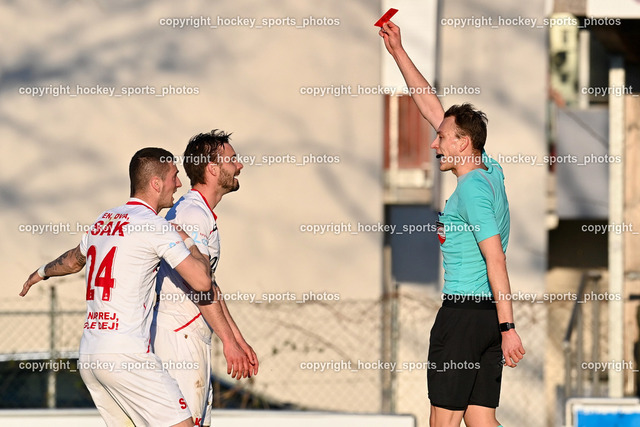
[379,21,445,130]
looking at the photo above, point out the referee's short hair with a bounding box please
[129,147,175,197]
[183,129,232,186]
[444,103,488,151]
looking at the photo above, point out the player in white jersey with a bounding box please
[152,130,259,427]
[20,147,251,427]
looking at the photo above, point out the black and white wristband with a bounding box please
[37,265,50,280]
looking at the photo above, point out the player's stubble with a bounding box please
[219,166,240,193]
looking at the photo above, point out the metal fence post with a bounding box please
[576,298,584,396]
[591,284,600,396]
[47,284,57,408]
[381,242,393,413]
[390,282,399,414]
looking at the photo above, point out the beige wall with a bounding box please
[0,0,383,306]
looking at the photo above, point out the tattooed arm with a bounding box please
[20,245,86,297]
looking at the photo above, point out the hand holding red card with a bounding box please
[374,8,398,27]
[378,16,403,59]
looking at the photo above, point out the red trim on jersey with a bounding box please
[174,313,202,332]
[191,189,217,220]
[126,200,158,215]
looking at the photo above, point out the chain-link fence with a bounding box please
[2,282,564,426]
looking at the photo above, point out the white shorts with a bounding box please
[152,323,212,427]
[78,353,192,427]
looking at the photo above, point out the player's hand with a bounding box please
[238,340,259,377]
[223,339,251,380]
[379,21,403,57]
[501,330,525,368]
[20,270,44,297]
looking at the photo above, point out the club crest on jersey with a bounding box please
[436,221,446,244]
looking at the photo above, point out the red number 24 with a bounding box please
[85,245,116,301]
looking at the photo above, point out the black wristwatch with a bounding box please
[499,322,515,332]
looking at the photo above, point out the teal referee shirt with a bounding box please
[437,152,510,297]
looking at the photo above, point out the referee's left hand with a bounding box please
[501,330,525,368]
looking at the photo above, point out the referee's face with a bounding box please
[431,116,460,173]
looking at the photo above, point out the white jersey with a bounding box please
[79,198,191,355]
[154,189,220,344]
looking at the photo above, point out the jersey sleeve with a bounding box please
[458,175,500,243]
[79,231,89,256]
[151,217,192,268]
[172,204,211,258]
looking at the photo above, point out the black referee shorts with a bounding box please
[427,294,503,411]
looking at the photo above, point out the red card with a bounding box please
[374,8,398,27]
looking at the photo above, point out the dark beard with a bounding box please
[220,168,239,192]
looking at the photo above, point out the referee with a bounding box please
[380,22,525,427]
